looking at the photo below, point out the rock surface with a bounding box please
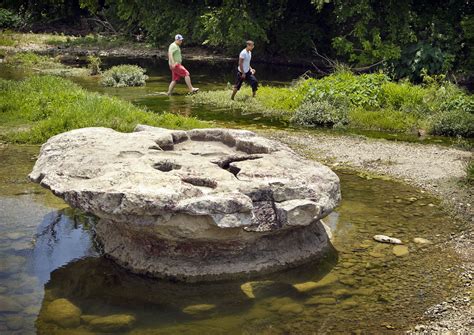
[30,126,341,281]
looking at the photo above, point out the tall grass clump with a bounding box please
[100,65,148,87]
[0,76,206,144]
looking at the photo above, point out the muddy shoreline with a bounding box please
[261,129,473,334]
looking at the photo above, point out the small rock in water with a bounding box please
[182,304,216,315]
[89,314,136,332]
[80,315,100,324]
[293,273,339,293]
[43,298,81,328]
[305,297,336,306]
[240,281,292,299]
[393,245,409,257]
[278,303,304,314]
[413,237,432,245]
[373,235,402,245]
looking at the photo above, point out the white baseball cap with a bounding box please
[175,34,184,41]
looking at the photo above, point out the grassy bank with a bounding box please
[2,51,91,76]
[193,71,474,138]
[0,75,206,144]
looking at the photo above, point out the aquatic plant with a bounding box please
[100,65,148,87]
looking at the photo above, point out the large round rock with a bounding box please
[30,126,341,281]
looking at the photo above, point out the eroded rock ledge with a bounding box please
[30,126,341,281]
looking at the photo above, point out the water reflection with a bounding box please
[0,202,96,334]
[29,208,98,285]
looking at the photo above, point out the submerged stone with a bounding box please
[182,304,216,315]
[413,237,432,245]
[393,245,409,257]
[305,297,337,306]
[43,298,81,328]
[29,126,341,282]
[89,314,136,332]
[293,272,339,293]
[278,303,304,314]
[241,281,293,299]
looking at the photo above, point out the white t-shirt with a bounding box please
[238,49,251,73]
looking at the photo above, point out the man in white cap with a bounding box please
[167,34,199,95]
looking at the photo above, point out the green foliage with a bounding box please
[381,81,426,114]
[87,55,101,75]
[430,110,474,138]
[197,6,268,53]
[0,8,21,29]
[100,65,148,87]
[6,51,53,67]
[4,51,90,76]
[291,98,349,127]
[193,70,473,138]
[395,42,455,81]
[349,107,422,132]
[305,70,388,108]
[0,75,206,144]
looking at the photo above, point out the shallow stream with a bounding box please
[0,60,469,334]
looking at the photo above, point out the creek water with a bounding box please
[0,60,469,334]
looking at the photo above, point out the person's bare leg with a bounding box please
[167,81,177,95]
[231,87,238,100]
[184,75,198,92]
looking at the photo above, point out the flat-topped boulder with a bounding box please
[30,126,341,281]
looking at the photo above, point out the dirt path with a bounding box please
[261,129,473,334]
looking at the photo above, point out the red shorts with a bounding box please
[171,64,190,81]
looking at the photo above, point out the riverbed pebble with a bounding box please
[373,235,402,244]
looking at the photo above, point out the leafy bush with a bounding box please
[87,55,101,75]
[304,71,388,109]
[381,81,427,114]
[429,110,474,138]
[291,96,350,127]
[0,9,21,29]
[0,76,206,144]
[349,108,422,132]
[100,65,148,87]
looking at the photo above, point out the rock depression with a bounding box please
[29,126,341,281]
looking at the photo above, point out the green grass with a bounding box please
[192,71,474,138]
[0,31,69,47]
[4,51,91,77]
[0,76,207,144]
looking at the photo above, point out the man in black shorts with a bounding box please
[231,40,258,100]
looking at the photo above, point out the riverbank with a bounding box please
[193,71,474,140]
[260,129,473,334]
[0,32,234,62]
